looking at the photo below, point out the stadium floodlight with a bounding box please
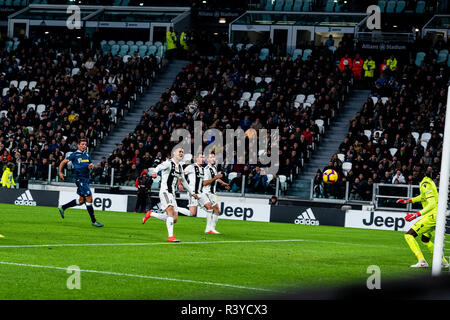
[432,87,450,276]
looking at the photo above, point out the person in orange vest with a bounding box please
[352,53,364,83]
[339,53,353,73]
[380,59,388,74]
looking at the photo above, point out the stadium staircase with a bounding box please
[286,89,370,198]
[90,60,188,163]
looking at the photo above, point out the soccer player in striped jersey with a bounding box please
[142,148,198,242]
[397,166,449,268]
[203,152,230,234]
[180,153,222,233]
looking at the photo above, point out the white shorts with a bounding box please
[160,191,178,212]
[188,193,209,208]
[203,193,218,207]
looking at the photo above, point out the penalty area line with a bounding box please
[0,261,281,293]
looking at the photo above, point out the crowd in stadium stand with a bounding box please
[0,33,159,183]
[106,39,353,193]
[315,38,450,200]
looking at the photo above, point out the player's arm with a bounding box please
[203,172,222,186]
[58,159,69,181]
[179,171,197,198]
[152,161,169,178]
[217,178,230,190]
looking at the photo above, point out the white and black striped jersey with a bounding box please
[184,163,204,194]
[154,159,193,195]
[203,164,218,194]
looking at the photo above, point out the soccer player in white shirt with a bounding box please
[142,148,198,242]
[202,152,230,234]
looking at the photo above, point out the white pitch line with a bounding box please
[0,261,280,293]
[0,239,305,248]
[0,238,407,250]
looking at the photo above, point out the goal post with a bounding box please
[432,87,450,276]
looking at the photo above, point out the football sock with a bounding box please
[178,207,192,216]
[166,216,174,237]
[62,199,78,211]
[211,213,219,230]
[205,210,213,231]
[423,241,448,263]
[85,203,96,223]
[405,234,424,261]
[151,211,168,221]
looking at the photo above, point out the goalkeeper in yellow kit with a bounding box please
[397,166,449,268]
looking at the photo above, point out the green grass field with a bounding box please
[0,203,446,300]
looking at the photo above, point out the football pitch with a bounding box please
[0,204,444,300]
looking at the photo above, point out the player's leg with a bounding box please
[404,228,428,267]
[210,203,221,234]
[58,187,83,218]
[421,229,449,267]
[203,199,214,233]
[143,192,169,223]
[85,195,103,227]
[166,205,179,242]
[178,195,197,217]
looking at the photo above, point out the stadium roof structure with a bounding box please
[231,11,366,27]
[7,4,190,38]
[422,15,450,38]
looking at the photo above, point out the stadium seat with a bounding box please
[395,0,405,12]
[421,132,431,142]
[306,94,315,104]
[264,77,272,84]
[264,0,273,10]
[138,46,148,57]
[292,48,303,60]
[27,104,36,112]
[10,80,18,88]
[389,148,398,157]
[255,76,262,84]
[148,45,157,55]
[236,43,244,52]
[241,92,252,101]
[248,100,256,110]
[245,43,253,51]
[200,90,208,98]
[292,0,303,11]
[378,0,386,12]
[154,41,162,48]
[18,80,28,91]
[108,40,116,46]
[301,0,311,11]
[324,0,334,12]
[420,140,428,150]
[135,41,144,46]
[123,55,131,63]
[126,40,134,46]
[295,94,305,103]
[315,119,324,134]
[278,175,287,191]
[227,172,238,183]
[411,132,419,142]
[251,92,261,101]
[129,45,139,55]
[328,46,337,53]
[0,110,8,118]
[144,41,152,46]
[71,68,80,76]
[284,0,293,10]
[274,0,285,10]
[385,0,396,13]
[342,162,352,176]
[294,102,301,109]
[437,52,448,64]
[416,0,425,13]
[381,97,388,105]
[111,44,120,56]
[302,49,312,60]
[337,153,345,163]
[36,104,46,118]
[364,130,372,140]
[2,88,8,96]
[303,102,312,108]
[439,49,449,56]
[117,40,125,46]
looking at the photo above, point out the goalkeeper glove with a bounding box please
[405,212,421,222]
[396,198,412,204]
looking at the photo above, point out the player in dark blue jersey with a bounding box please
[58,139,103,227]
